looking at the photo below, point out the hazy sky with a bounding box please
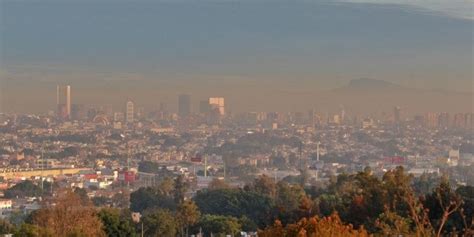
[0,0,472,113]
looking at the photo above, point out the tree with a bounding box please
[382,166,412,217]
[344,168,387,231]
[298,196,316,219]
[130,187,176,212]
[275,181,307,224]
[158,177,175,196]
[4,180,43,198]
[30,191,106,237]
[142,209,178,237]
[194,189,275,228]
[14,224,53,237]
[138,161,164,174]
[98,208,137,237]
[73,187,89,203]
[93,196,110,207]
[174,175,188,205]
[412,173,440,195]
[375,209,413,236]
[424,179,464,237]
[177,200,201,237]
[258,213,369,237]
[0,218,15,235]
[456,186,474,236]
[112,191,130,208]
[247,175,277,198]
[193,214,241,237]
[208,178,231,190]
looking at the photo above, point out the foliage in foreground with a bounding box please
[258,213,369,237]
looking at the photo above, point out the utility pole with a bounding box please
[316,142,321,162]
[127,145,131,189]
[41,143,44,190]
[223,160,226,180]
[204,155,207,178]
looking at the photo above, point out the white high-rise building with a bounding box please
[209,97,225,116]
[125,100,134,123]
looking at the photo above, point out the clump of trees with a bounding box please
[2,168,473,237]
[29,191,106,236]
[259,213,369,237]
[4,180,55,198]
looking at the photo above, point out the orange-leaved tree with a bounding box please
[258,213,370,237]
[31,191,105,237]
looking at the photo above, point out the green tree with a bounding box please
[93,196,109,207]
[73,187,89,203]
[14,224,53,237]
[138,161,157,173]
[193,214,241,237]
[0,218,15,235]
[158,177,175,196]
[111,192,129,208]
[247,175,277,198]
[382,166,412,216]
[98,208,137,237]
[142,209,178,237]
[424,179,464,237]
[173,175,188,205]
[130,187,176,212]
[177,200,201,237]
[375,209,413,236]
[456,185,474,236]
[4,180,43,198]
[348,168,387,231]
[194,189,275,228]
[412,173,440,195]
[208,178,231,190]
[238,216,258,232]
[275,181,307,224]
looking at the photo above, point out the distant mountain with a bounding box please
[326,78,472,114]
[334,78,404,91]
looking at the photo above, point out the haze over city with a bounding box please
[0,1,473,236]
[1,0,472,114]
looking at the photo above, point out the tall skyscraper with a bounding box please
[438,112,450,128]
[178,94,191,118]
[465,113,473,129]
[425,112,439,128]
[308,109,315,127]
[71,104,86,121]
[340,108,345,124]
[199,100,210,114]
[125,99,134,123]
[209,97,225,116]
[453,113,465,128]
[56,85,71,120]
[393,106,401,124]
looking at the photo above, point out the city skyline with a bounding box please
[1,78,473,116]
[1,0,472,114]
[47,84,474,130]
[0,1,472,235]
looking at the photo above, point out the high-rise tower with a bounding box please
[178,94,191,118]
[393,106,401,124]
[209,97,225,116]
[125,99,134,123]
[56,85,71,120]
